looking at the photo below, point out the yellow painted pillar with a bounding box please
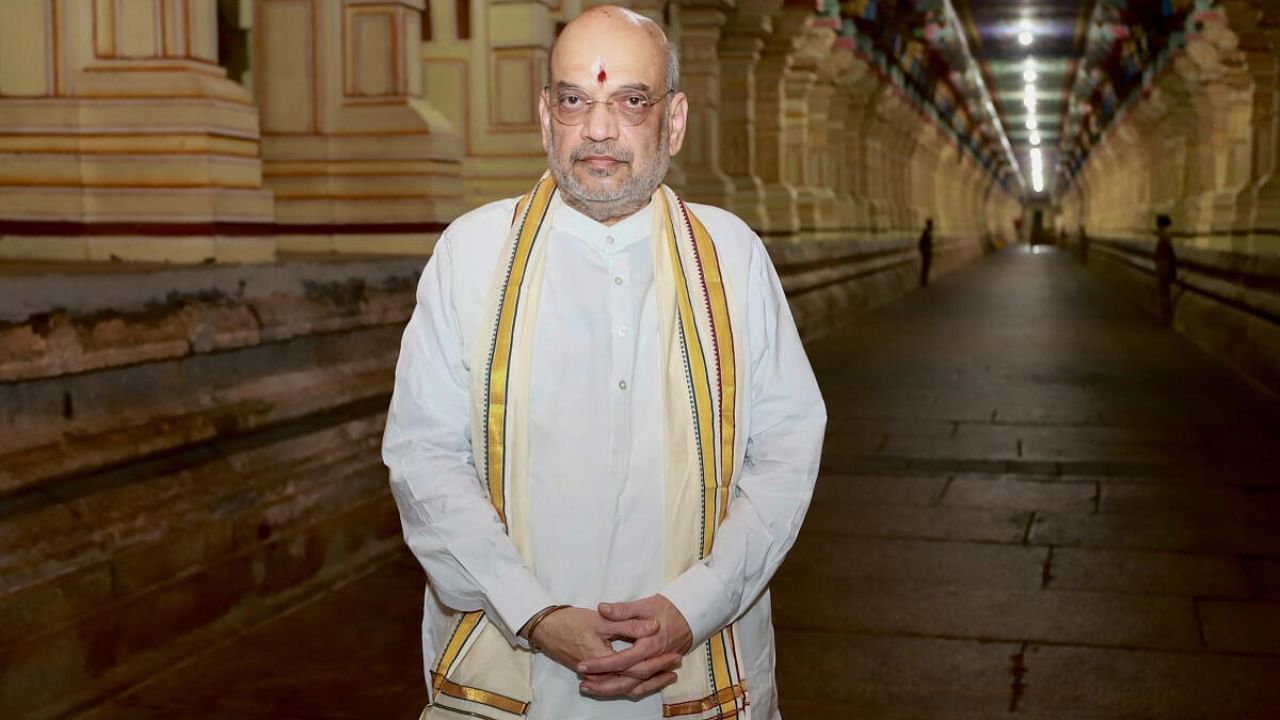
[670,0,732,206]
[754,2,815,237]
[786,20,833,236]
[0,0,273,262]
[254,0,461,255]
[717,0,780,233]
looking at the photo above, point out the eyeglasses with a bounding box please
[545,87,673,126]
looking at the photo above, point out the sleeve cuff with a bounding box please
[660,563,736,648]
[484,565,556,649]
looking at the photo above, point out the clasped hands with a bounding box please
[520,595,693,699]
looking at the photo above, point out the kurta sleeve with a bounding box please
[382,233,555,647]
[660,236,826,646]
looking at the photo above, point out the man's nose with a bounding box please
[581,100,620,143]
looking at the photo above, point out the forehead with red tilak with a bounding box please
[552,6,667,94]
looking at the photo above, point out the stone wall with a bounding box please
[1058,1,1280,397]
[0,259,419,718]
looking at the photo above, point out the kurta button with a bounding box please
[618,380,628,390]
[606,235,615,244]
[614,276,624,286]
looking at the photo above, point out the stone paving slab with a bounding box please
[772,578,1203,651]
[810,473,949,507]
[775,631,1016,718]
[1047,547,1253,598]
[942,477,1098,513]
[1030,510,1280,555]
[1014,644,1280,719]
[799,502,1031,543]
[1198,600,1280,654]
[1099,484,1280,524]
[778,535,1047,590]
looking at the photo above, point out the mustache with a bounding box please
[569,143,633,163]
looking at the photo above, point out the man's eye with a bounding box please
[622,95,646,107]
[559,95,585,107]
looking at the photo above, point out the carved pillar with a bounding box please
[826,40,861,233]
[718,0,780,232]
[255,0,460,254]
[754,2,815,237]
[1221,0,1280,241]
[785,20,832,235]
[842,58,879,239]
[673,0,733,206]
[0,0,273,262]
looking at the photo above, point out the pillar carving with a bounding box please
[1221,0,1280,241]
[754,2,817,237]
[255,0,460,254]
[842,59,879,238]
[673,0,733,207]
[0,0,273,262]
[718,0,782,232]
[786,20,834,235]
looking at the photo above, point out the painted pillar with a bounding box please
[0,0,273,262]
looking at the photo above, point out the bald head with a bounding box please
[550,6,679,94]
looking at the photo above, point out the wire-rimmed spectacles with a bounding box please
[545,87,673,126]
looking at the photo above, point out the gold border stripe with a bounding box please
[662,195,719,558]
[485,177,555,523]
[430,672,530,716]
[686,206,737,525]
[661,681,748,717]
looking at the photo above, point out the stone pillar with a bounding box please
[1222,0,1280,242]
[254,0,461,254]
[785,20,834,236]
[826,40,861,234]
[0,0,273,262]
[673,0,733,206]
[718,0,781,232]
[842,59,879,239]
[754,1,816,237]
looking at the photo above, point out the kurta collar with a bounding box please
[553,196,654,253]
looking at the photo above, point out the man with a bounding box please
[918,217,934,287]
[382,7,825,720]
[1153,214,1176,326]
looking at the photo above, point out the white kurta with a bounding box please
[383,195,826,720]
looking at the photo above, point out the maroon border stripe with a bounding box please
[0,220,450,236]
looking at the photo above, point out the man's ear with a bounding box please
[538,90,552,153]
[666,92,689,156]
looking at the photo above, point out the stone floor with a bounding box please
[72,246,1280,719]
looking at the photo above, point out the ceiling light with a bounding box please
[1018,31,1034,46]
[1024,69,1038,82]
[1023,96,1037,110]
[1025,83,1037,97]
[1030,132,1041,146]
[1026,117,1038,129]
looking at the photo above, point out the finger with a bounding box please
[603,618,658,641]
[618,652,683,680]
[598,599,650,620]
[626,671,678,699]
[576,643,651,675]
[579,673,642,698]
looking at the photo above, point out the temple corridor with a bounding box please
[56,246,1280,720]
[4,0,1280,717]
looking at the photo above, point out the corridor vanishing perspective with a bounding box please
[2,0,1279,718]
[59,247,1280,719]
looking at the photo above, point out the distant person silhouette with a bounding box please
[1154,214,1176,327]
[918,218,934,287]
